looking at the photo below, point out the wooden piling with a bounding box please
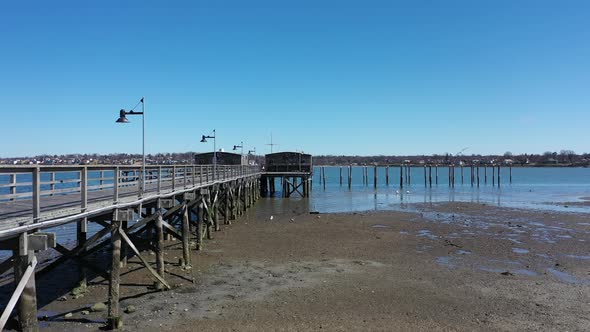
[509,166,512,184]
[423,166,427,187]
[339,167,342,186]
[484,166,487,184]
[461,166,464,185]
[385,166,389,185]
[155,208,165,290]
[348,165,352,189]
[373,166,377,188]
[108,220,122,329]
[182,204,191,266]
[435,166,438,185]
[477,166,480,187]
[492,166,495,186]
[14,246,38,332]
[428,166,432,188]
[448,166,451,187]
[196,201,204,250]
[399,165,403,189]
[497,165,501,187]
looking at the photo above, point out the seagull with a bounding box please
[406,190,411,194]
[395,190,400,195]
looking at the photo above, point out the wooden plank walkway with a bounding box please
[0,165,260,237]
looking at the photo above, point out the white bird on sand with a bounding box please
[395,190,400,195]
[269,216,274,221]
[406,190,411,194]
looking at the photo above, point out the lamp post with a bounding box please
[116,97,145,196]
[233,141,244,156]
[200,129,216,180]
[247,148,256,166]
[233,141,244,168]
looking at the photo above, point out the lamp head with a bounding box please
[233,145,238,150]
[116,109,129,123]
[200,135,207,143]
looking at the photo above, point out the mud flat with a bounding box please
[10,201,590,331]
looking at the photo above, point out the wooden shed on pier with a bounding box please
[194,152,247,165]
[264,152,313,173]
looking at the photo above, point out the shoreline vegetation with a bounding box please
[1,150,589,167]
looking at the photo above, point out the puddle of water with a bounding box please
[479,267,537,277]
[436,256,456,267]
[479,267,505,273]
[372,224,390,229]
[399,231,409,235]
[513,269,538,276]
[37,310,106,328]
[512,248,530,254]
[417,230,438,240]
[456,250,472,255]
[546,268,589,284]
[563,254,590,260]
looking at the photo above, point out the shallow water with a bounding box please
[307,166,590,214]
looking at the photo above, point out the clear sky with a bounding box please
[1,0,588,157]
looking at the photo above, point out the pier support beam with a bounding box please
[14,247,38,332]
[181,204,191,266]
[155,207,165,290]
[107,220,122,330]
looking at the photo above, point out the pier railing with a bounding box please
[0,164,260,226]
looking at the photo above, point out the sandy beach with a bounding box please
[7,201,590,332]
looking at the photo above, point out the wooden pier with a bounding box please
[261,152,313,198]
[315,163,510,188]
[0,164,264,331]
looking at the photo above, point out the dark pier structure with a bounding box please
[194,151,248,166]
[261,152,313,198]
[0,164,262,331]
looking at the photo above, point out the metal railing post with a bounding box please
[81,167,87,213]
[9,174,15,201]
[192,165,195,187]
[172,166,176,192]
[32,167,40,222]
[157,166,162,194]
[114,166,119,204]
[49,172,55,196]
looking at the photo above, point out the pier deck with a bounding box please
[0,164,263,331]
[0,165,258,237]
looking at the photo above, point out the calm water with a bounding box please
[304,166,590,214]
[0,166,588,254]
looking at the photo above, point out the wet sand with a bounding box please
[9,201,590,331]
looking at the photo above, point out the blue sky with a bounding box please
[1,0,588,157]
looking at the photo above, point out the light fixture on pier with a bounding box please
[233,141,244,155]
[201,129,216,180]
[115,97,146,196]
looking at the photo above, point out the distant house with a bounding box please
[503,159,514,165]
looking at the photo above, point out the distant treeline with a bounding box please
[2,151,589,167]
[313,150,590,167]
